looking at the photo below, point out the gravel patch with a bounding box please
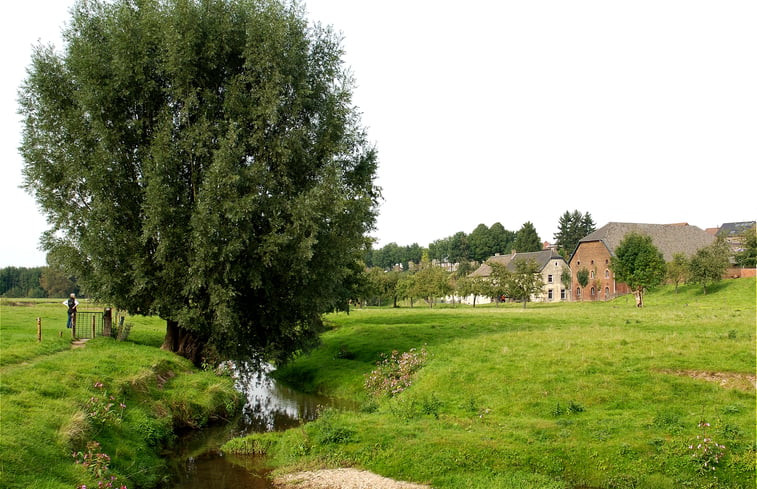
[273,468,432,489]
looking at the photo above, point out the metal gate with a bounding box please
[73,311,104,339]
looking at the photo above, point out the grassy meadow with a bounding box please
[0,299,239,489]
[237,279,756,488]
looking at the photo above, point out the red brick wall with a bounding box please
[725,268,757,278]
[570,241,630,301]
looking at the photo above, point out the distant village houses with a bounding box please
[443,220,753,306]
[568,222,716,301]
[466,249,569,304]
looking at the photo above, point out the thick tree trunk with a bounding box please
[161,320,205,366]
[635,288,643,307]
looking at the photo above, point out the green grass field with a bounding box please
[0,299,239,489]
[2,280,755,489]
[252,279,756,488]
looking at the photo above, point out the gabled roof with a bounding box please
[574,222,715,262]
[470,250,565,278]
[716,221,756,237]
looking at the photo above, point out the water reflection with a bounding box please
[164,362,353,488]
[235,362,328,433]
[167,450,272,489]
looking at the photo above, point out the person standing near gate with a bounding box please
[63,293,79,328]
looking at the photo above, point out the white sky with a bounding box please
[2,0,755,267]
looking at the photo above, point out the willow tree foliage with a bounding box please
[20,0,379,364]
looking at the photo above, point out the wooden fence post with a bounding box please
[103,308,112,337]
[72,312,77,338]
[37,317,42,342]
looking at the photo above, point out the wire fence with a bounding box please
[72,311,104,339]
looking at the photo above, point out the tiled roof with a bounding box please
[716,221,756,237]
[577,222,715,261]
[470,250,565,277]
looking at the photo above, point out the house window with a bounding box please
[591,260,594,265]
[605,287,610,298]
[561,289,566,300]
[605,269,610,278]
[591,287,595,296]
[576,287,581,298]
[590,270,595,279]
[548,274,553,283]
[548,289,553,300]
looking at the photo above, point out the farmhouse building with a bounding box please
[715,221,756,254]
[470,249,569,303]
[568,222,715,301]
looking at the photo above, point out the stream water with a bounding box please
[163,363,354,488]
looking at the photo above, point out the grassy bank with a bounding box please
[229,279,756,488]
[0,299,240,489]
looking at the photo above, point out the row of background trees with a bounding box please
[364,211,596,270]
[0,210,600,300]
[0,266,79,298]
[357,252,545,309]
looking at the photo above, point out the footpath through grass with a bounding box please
[0,299,239,489]
[236,279,756,489]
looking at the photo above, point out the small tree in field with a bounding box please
[488,262,511,306]
[611,233,665,307]
[506,259,544,308]
[666,253,690,293]
[689,239,731,294]
[734,226,756,268]
[457,275,486,307]
[395,273,417,308]
[576,267,590,300]
[410,260,451,308]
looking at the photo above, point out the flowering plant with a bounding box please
[365,346,428,397]
[688,420,726,474]
[86,382,126,425]
[73,441,111,479]
[74,441,127,489]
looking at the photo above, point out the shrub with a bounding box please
[310,408,355,445]
[364,346,429,397]
[73,441,127,489]
[85,382,126,426]
[688,420,727,474]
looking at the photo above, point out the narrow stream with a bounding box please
[163,363,354,488]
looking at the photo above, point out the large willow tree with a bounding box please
[20,0,379,365]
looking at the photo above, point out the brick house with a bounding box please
[469,249,570,302]
[568,222,715,301]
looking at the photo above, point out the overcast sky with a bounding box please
[2,0,755,267]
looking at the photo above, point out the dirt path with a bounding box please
[658,369,756,391]
[71,338,90,349]
[273,468,431,489]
